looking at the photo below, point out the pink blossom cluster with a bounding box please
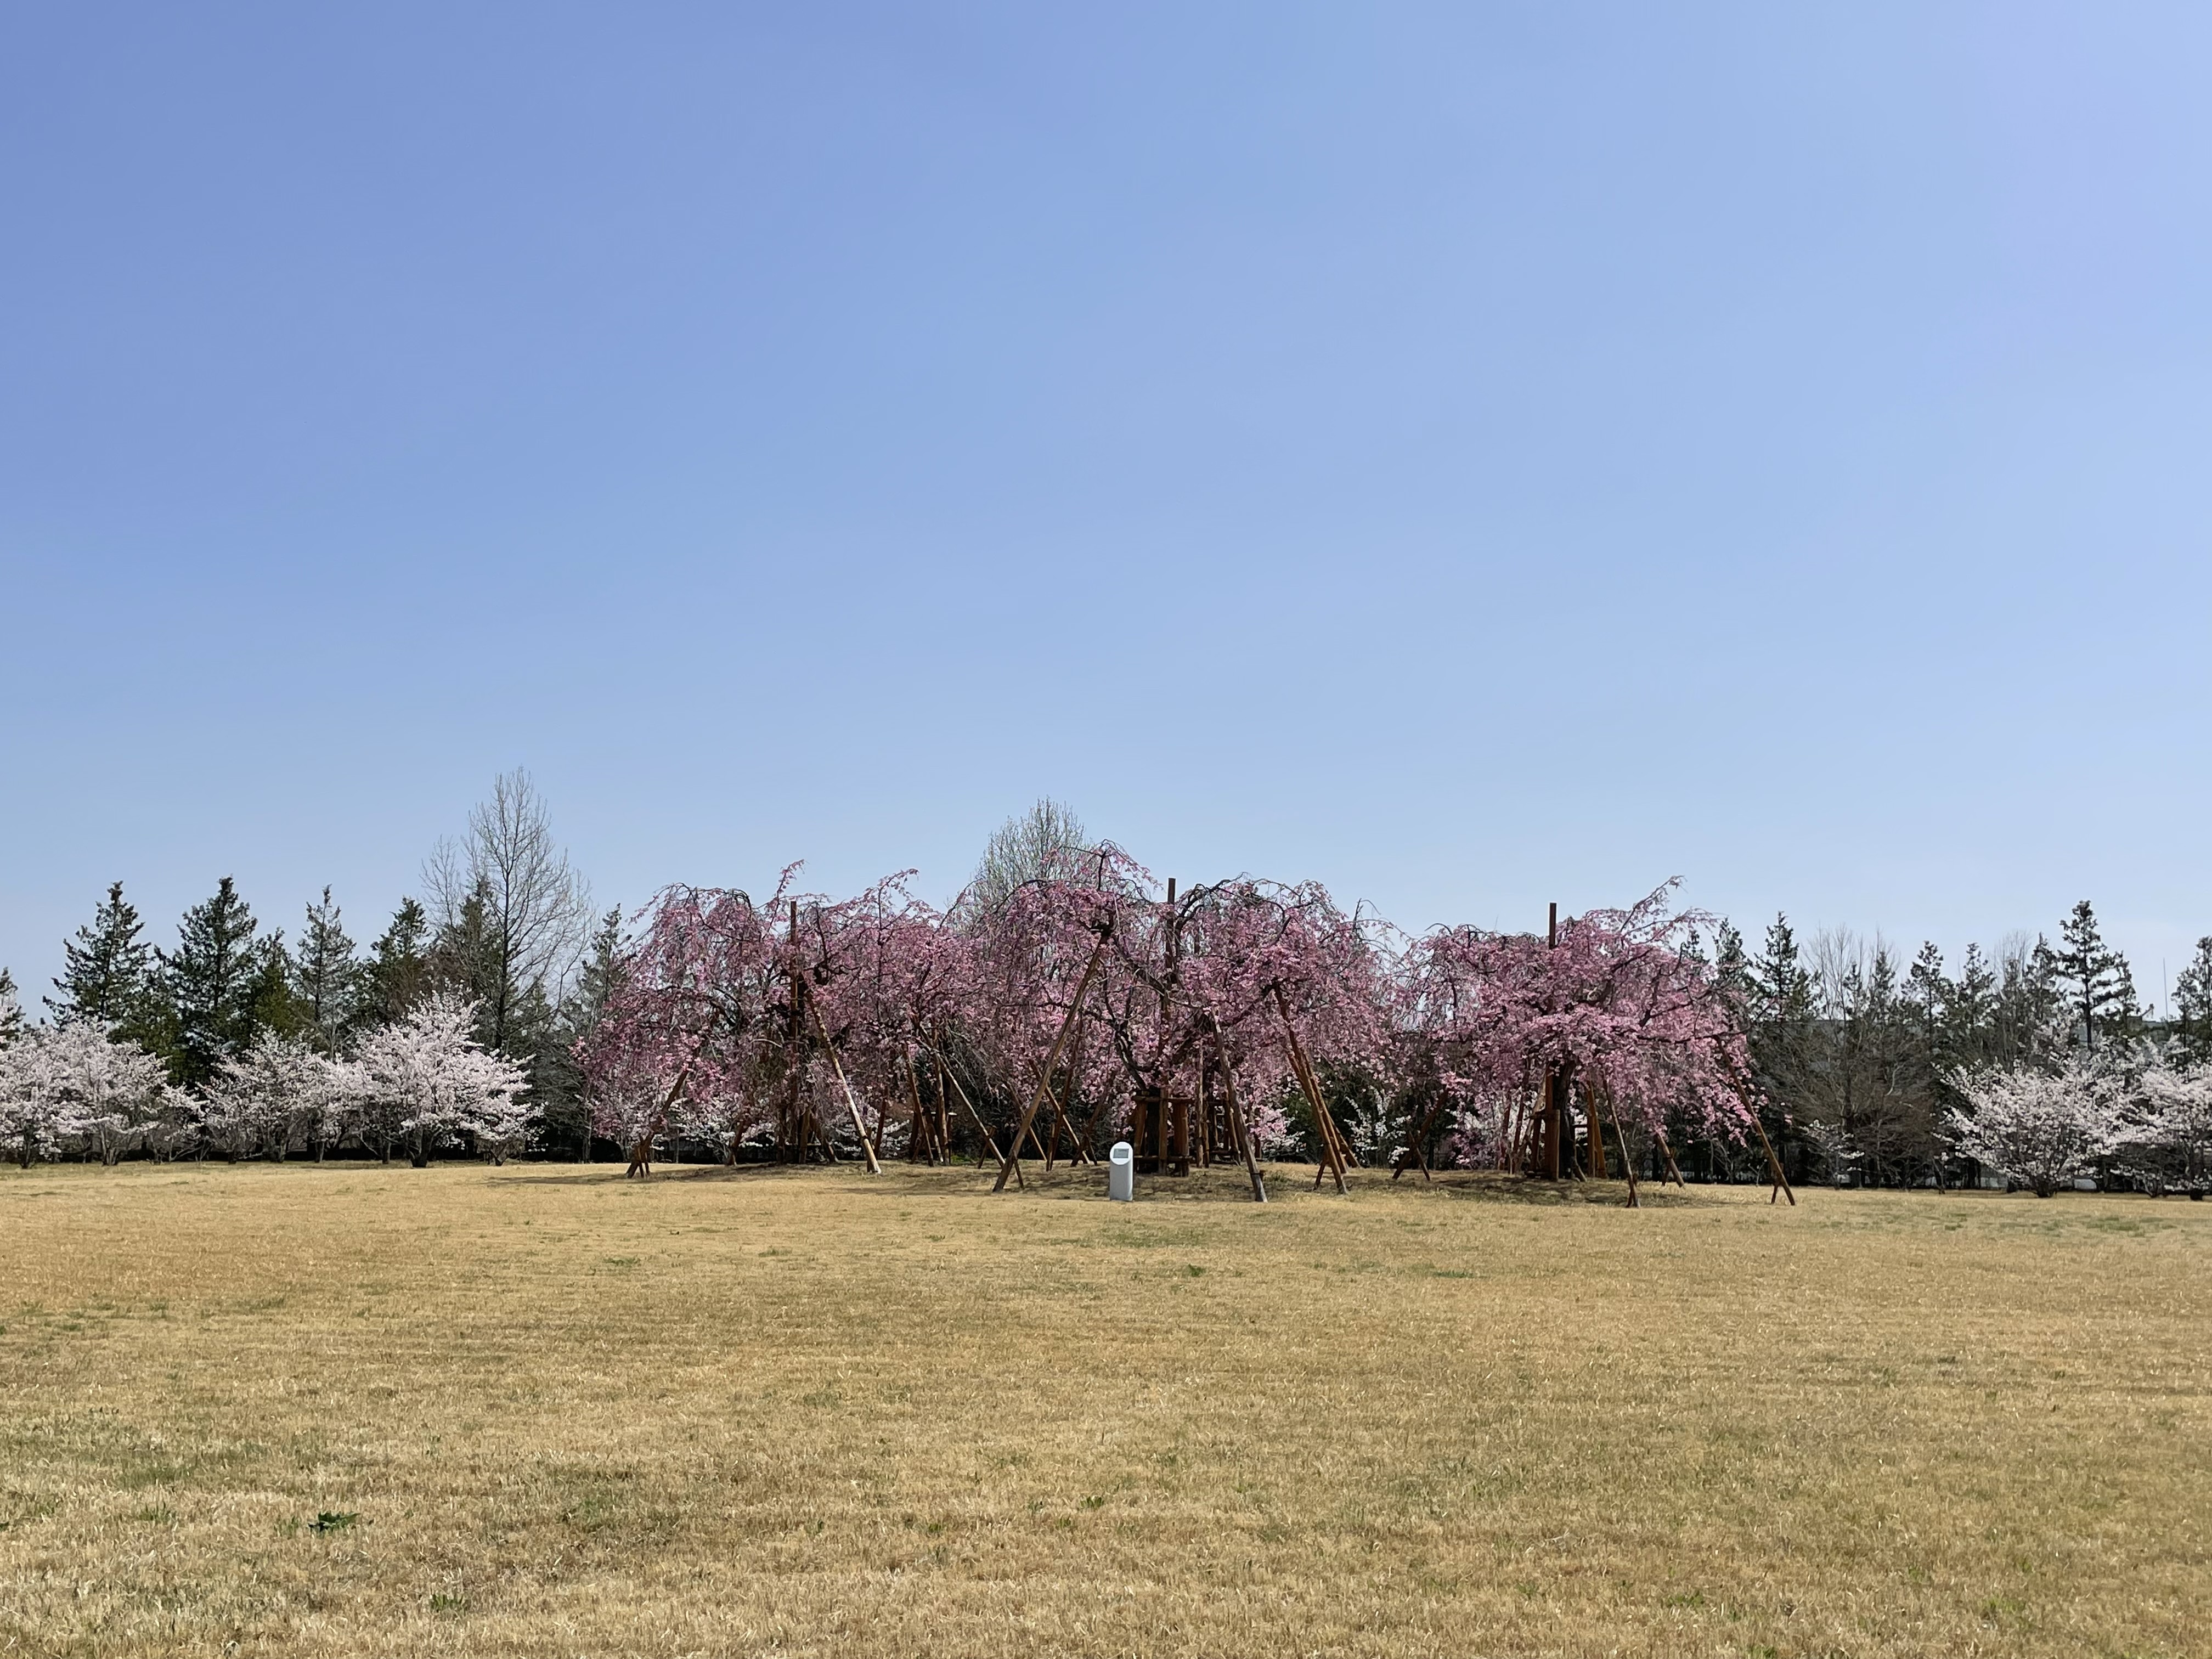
[579,855,1756,1165]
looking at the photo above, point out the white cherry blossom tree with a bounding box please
[1944,1056,2120,1197]
[201,1034,320,1161]
[356,991,531,1167]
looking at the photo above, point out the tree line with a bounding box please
[1719,904,2212,1189]
[0,772,618,1166]
[2,788,2208,1193]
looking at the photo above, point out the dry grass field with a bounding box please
[2,1159,2207,1658]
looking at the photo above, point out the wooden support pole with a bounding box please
[1724,1078,1795,1204]
[905,1051,937,1165]
[994,932,1109,1193]
[1540,1070,1561,1181]
[1749,1108,1796,1206]
[1392,1096,1443,1183]
[1599,1082,1639,1209]
[1209,1019,1267,1204]
[1654,1126,1687,1187]
[942,1065,1015,1184]
[807,998,883,1174]
[784,899,806,1164]
[1274,985,1348,1195]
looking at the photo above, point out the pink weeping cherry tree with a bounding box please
[951,848,1395,1195]
[578,869,804,1173]
[578,852,1763,1196]
[1402,883,1760,1172]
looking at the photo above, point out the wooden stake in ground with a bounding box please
[1392,1095,1443,1183]
[993,932,1109,1193]
[1598,1081,1639,1209]
[1207,1015,1267,1204]
[626,1017,719,1178]
[1273,985,1348,1194]
[1748,1108,1796,1206]
[904,1049,939,1165]
[805,998,883,1175]
[941,1065,1017,1186]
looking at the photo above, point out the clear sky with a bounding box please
[3,3,2207,1006]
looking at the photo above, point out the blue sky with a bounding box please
[3,3,2207,1005]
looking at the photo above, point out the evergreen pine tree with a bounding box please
[362,899,433,1030]
[1993,937,2064,1065]
[159,877,273,1088]
[2053,900,2136,1053]
[1747,915,1818,1181]
[540,906,625,1160]
[247,933,300,1042]
[2175,937,2212,1061]
[1905,943,1948,1053]
[1750,917,1816,1082]
[0,967,21,1044]
[430,881,504,1045]
[48,882,157,1035]
[1947,944,1997,1065]
[292,887,361,1057]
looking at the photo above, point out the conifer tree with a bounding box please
[2176,937,2212,1060]
[540,906,624,1160]
[1946,944,1997,1064]
[2053,900,2137,1054]
[0,968,21,1045]
[49,883,158,1033]
[293,887,361,1057]
[1905,943,1948,1052]
[429,880,503,1036]
[362,899,433,1030]
[159,877,273,1089]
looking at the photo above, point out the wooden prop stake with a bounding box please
[1725,1079,1795,1204]
[1750,1109,1795,1206]
[628,1016,719,1178]
[806,998,883,1175]
[1273,985,1348,1194]
[1207,1018,1267,1203]
[1599,1082,1639,1209]
[905,1050,938,1165]
[1392,1096,1443,1183]
[994,932,1109,1193]
[942,1065,1016,1186]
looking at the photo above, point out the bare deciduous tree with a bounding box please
[425,770,591,1056]
[963,798,1090,919]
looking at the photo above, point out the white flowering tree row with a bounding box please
[0,987,529,1169]
[1945,1050,2212,1197]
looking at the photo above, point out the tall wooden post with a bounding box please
[1599,1082,1639,1208]
[1544,903,1565,1180]
[783,899,807,1163]
[1274,985,1349,1194]
[806,998,882,1174]
[1210,1022,1267,1204]
[1539,1070,1560,1180]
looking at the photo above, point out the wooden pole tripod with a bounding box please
[1273,985,1350,1194]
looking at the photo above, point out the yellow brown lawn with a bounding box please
[2,1159,2207,1656]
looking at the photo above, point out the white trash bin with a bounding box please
[1108,1140,1135,1203]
